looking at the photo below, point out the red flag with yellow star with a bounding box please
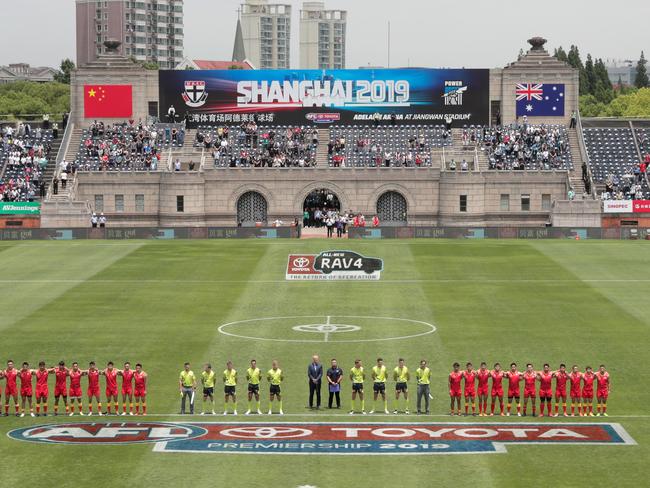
[84,85,133,118]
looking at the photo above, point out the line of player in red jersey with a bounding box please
[448,362,610,417]
[0,360,147,417]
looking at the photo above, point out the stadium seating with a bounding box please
[197,124,318,168]
[0,126,51,201]
[476,124,573,171]
[74,122,181,172]
[583,127,648,198]
[327,125,448,167]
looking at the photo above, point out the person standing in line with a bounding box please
[370,358,388,414]
[326,359,343,409]
[393,358,410,414]
[415,360,431,415]
[179,362,196,415]
[200,363,216,415]
[307,355,323,409]
[267,360,284,415]
[223,361,237,415]
[349,359,366,414]
[245,359,262,415]
[99,213,106,228]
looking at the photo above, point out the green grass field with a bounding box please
[0,239,648,488]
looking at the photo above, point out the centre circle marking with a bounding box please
[218,315,437,343]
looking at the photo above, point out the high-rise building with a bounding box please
[76,0,184,69]
[240,0,291,69]
[300,1,346,69]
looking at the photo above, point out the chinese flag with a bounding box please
[84,85,133,118]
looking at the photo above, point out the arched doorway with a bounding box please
[377,191,408,225]
[303,188,341,228]
[237,191,268,226]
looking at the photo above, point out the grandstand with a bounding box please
[2,36,641,235]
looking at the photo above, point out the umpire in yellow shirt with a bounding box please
[416,360,432,414]
[179,362,197,414]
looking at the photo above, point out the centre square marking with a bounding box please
[7,422,636,455]
[218,315,436,343]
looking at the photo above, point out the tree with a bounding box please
[53,58,75,84]
[635,51,649,88]
[567,45,588,95]
[0,81,70,118]
[554,46,568,63]
[584,54,597,94]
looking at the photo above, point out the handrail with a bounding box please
[166,147,173,172]
[441,146,446,171]
[629,120,644,164]
[576,111,596,199]
[199,147,206,171]
[47,121,75,200]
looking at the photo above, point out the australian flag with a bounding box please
[516,83,565,117]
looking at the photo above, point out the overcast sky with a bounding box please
[2,0,648,69]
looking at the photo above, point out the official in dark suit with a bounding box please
[308,355,323,409]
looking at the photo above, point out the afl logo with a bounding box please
[220,426,312,439]
[8,422,206,445]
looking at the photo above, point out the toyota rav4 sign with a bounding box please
[286,251,383,280]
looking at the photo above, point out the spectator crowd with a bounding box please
[0,123,50,202]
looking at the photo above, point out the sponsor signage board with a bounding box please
[0,202,40,215]
[8,422,635,455]
[286,250,383,280]
[159,68,490,126]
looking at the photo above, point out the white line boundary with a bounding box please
[217,316,437,343]
[3,279,650,284]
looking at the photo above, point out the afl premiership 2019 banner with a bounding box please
[159,69,490,126]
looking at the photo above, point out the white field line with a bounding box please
[2,279,650,284]
[324,315,331,342]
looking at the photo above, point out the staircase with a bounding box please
[444,128,480,170]
[567,128,586,195]
[41,132,66,193]
[315,128,330,167]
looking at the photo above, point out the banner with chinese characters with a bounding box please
[159,69,490,126]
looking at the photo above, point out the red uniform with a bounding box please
[476,370,490,396]
[490,370,504,396]
[538,371,553,398]
[523,372,537,398]
[596,372,609,399]
[105,369,118,397]
[554,371,569,399]
[121,369,134,396]
[19,370,33,397]
[134,371,146,397]
[506,372,521,397]
[449,371,462,397]
[87,369,100,397]
[569,372,583,398]
[35,369,49,399]
[463,370,476,397]
[54,368,68,397]
[4,369,18,396]
[69,370,83,398]
[582,372,595,399]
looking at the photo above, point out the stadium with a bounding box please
[1,1,649,487]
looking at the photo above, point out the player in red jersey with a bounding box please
[476,362,490,416]
[53,361,70,416]
[462,362,477,416]
[86,361,102,416]
[68,362,85,416]
[101,361,119,415]
[118,362,135,416]
[522,363,537,416]
[448,363,462,415]
[537,363,553,417]
[34,362,50,416]
[553,364,570,417]
[19,362,34,417]
[4,360,20,416]
[595,365,610,416]
[503,363,523,416]
[569,365,583,416]
[133,363,148,415]
[582,366,596,416]
[489,363,505,416]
